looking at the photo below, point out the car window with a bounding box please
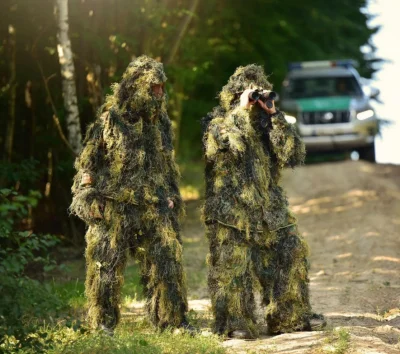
[283,76,363,99]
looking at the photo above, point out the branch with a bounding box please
[35,59,77,157]
[30,27,77,157]
[0,81,13,97]
[52,114,76,156]
[166,0,200,65]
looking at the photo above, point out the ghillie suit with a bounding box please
[202,65,314,337]
[70,56,188,331]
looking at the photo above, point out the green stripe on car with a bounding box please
[296,97,351,111]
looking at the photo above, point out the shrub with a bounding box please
[0,188,63,353]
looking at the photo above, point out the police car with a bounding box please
[280,60,379,162]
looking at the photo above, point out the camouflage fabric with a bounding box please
[70,56,188,330]
[202,64,312,336]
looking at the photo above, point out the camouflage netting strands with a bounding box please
[202,64,311,337]
[70,56,188,330]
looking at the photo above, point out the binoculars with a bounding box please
[248,90,277,108]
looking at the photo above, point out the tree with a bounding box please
[3,24,17,162]
[55,0,82,155]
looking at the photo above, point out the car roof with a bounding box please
[287,67,357,79]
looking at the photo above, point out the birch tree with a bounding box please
[55,0,82,154]
[3,25,17,162]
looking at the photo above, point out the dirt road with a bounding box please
[183,161,400,353]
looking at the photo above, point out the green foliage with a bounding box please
[0,188,63,353]
[51,279,86,311]
[50,332,161,354]
[0,188,58,275]
[0,160,41,186]
[121,262,144,302]
[334,328,351,354]
[322,327,351,354]
[46,323,225,354]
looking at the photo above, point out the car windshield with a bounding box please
[283,76,363,99]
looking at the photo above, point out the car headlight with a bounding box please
[285,115,297,124]
[356,109,374,120]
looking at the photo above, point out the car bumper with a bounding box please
[298,120,377,152]
[302,134,374,151]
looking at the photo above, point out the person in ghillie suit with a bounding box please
[202,64,325,339]
[70,56,190,334]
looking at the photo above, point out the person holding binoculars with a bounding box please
[202,64,325,339]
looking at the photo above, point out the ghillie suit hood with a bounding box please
[203,64,311,336]
[219,64,273,112]
[103,55,168,120]
[70,56,187,330]
[202,65,273,132]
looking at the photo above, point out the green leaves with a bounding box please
[0,189,13,197]
[0,188,63,351]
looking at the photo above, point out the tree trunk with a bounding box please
[173,88,184,154]
[25,80,37,158]
[166,0,200,65]
[4,25,17,162]
[55,0,82,155]
[165,0,199,154]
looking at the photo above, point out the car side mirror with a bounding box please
[369,87,380,100]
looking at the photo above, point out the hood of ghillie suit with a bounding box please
[219,64,273,111]
[103,55,168,119]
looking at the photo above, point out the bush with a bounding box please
[0,160,41,186]
[0,188,63,353]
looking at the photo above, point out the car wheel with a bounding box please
[358,142,376,163]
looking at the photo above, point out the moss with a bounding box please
[70,56,187,330]
[202,64,312,336]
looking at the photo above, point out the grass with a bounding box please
[42,319,224,354]
[11,252,220,354]
[179,160,205,201]
[52,279,86,311]
[181,200,209,299]
[121,261,144,304]
[9,316,224,354]
[311,327,351,354]
[330,328,351,354]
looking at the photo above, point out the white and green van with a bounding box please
[281,60,379,161]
